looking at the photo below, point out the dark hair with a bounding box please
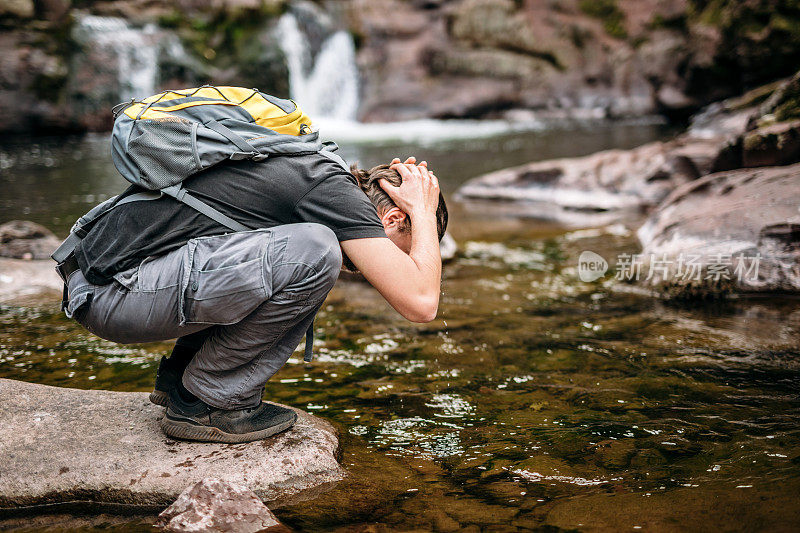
[350,163,448,241]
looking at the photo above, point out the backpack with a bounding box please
[52,85,348,361]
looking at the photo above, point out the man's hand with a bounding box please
[382,159,440,222]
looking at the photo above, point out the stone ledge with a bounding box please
[0,378,345,508]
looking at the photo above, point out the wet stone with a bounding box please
[155,478,287,533]
[0,378,344,507]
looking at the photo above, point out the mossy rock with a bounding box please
[578,0,627,39]
[160,1,290,96]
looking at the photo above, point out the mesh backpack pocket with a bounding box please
[126,117,199,190]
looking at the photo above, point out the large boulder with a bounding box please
[0,378,344,508]
[636,163,800,297]
[0,220,61,260]
[348,0,800,122]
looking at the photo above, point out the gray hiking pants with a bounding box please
[66,223,342,409]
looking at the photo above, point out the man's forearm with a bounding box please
[408,210,442,317]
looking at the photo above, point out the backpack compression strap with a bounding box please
[319,141,349,172]
[159,185,250,232]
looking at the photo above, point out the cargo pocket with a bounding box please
[182,229,273,325]
[65,270,94,320]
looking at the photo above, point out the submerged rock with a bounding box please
[637,164,800,297]
[0,220,61,260]
[440,232,458,263]
[0,378,344,508]
[155,478,287,533]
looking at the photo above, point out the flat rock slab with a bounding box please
[0,378,345,508]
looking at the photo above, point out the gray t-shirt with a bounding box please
[76,152,387,285]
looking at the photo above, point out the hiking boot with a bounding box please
[160,387,298,444]
[149,356,183,407]
[150,343,201,406]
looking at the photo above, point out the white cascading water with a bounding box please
[276,12,359,121]
[74,15,160,101]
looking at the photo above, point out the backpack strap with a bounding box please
[52,186,252,265]
[304,317,315,363]
[205,119,268,161]
[318,141,349,172]
[160,185,251,233]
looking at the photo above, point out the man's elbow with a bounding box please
[405,296,439,323]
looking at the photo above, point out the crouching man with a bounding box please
[61,154,447,443]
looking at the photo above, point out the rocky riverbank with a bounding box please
[3,0,800,133]
[457,71,800,297]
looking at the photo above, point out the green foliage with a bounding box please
[684,0,800,99]
[157,1,289,95]
[578,0,627,39]
[158,1,285,60]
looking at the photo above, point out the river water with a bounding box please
[1,122,799,531]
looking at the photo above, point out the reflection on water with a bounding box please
[1,123,799,531]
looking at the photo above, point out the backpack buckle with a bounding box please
[229,151,268,162]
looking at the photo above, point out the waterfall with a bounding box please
[276,11,359,121]
[73,15,160,101]
[273,5,541,145]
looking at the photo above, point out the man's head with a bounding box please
[351,163,448,254]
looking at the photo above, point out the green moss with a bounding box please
[687,0,729,26]
[727,79,783,111]
[774,99,800,122]
[648,13,688,32]
[157,10,182,29]
[578,0,627,39]
[157,1,289,94]
[684,1,800,102]
[165,0,287,60]
[31,72,69,103]
[773,78,800,122]
[743,131,777,152]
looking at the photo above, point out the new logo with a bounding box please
[578,251,608,282]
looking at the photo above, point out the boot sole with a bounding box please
[160,411,297,444]
[149,390,169,407]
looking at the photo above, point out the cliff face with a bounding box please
[1,0,799,133]
[347,0,800,122]
[0,0,291,133]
